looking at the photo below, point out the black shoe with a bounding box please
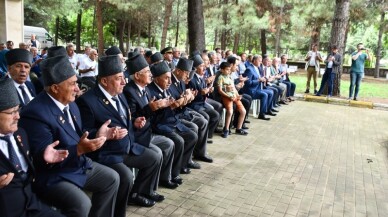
[271,108,279,113]
[214,128,223,133]
[353,97,358,101]
[188,161,201,169]
[242,124,249,130]
[180,168,191,174]
[244,120,250,124]
[314,90,318,94]
[266,111,277,116]
[207,139,213,144]
[236,129,248,135]
[128,194,156,207]
[229,129,232,135]
[221,129,228,138]
[279,100,288,105]
[159,180,179,189]
[194,155,213,163]
[315,93,321,96]
[172,176,183,185]
[258,114,270,121]
[305,89,310,93]
[144,192,165,202]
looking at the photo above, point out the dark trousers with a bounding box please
[266,86,279,108]
[39,159,119,217]
[187,110,209,158]
[196,104,220,139]
[252,89,270,114]
[282,80,296,97]
[317,68,335,96]
[349,72,362,98]
[151,134,174,182]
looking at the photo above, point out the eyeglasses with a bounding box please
[0,107,21,116]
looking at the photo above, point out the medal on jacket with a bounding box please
[59,116,65,124]
[103,98,109,105]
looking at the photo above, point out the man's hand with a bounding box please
[77,131,107,156]
[134,117,146,129]
[0,173,14,189]
[206,75,216,84]
[97,119,128,140]
[44,141,69,164]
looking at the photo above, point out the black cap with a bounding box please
[145,50,153,58]
[150,52,163,64]
[0,78,20,111]
[176,58,193,72]
[190,50,201,58]
[191,54,204,68]
[47,46,67,58]
[105,46,122,56]
[161,47,173,54]
[151,61,171,77]
[5,49,33,66]
[98,55,124,77]
[126,53,149,75]
[41,55,75,86]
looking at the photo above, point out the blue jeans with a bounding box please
[349,73,362,98]
[317,68,335,96]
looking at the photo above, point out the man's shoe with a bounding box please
[194,155,213,163]
[304,89,310,93]
[279,100,288,105]
[314,90,318,94]
[236,129,248,135]
[258,114,270,121]
[271,108,279,113]
[207,139,213,144]
[172,176,183,185]
[242,124,249,130]
[144,192,165,202]
[315,93,321,96]
[266,111,277,116]
[347,97,352,100]
[159,180,179,189]
[214,128,222,133]
[180,168,191,174]
[244,120,250,124]
[353,97,357,101]
[188,161,201,169]
[128,194,156,207]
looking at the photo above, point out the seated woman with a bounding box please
[216,62,248,138]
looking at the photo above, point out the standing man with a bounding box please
[0,78,66,217]
[315,45,342,97]
[19,55,120,217]
[5,49,36,107]
[26,34,40,49]
[348,43,370,101]
[66,43,80,73]
[304,44,323,94]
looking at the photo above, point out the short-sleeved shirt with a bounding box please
[350,52,368,74]
[79,57,98,77]
[217,74,235,97]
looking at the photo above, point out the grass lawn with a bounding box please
[289,71,388,102]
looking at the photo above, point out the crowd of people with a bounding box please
[2,39,373,217]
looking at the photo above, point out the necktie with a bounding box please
[112,96,127,122]
[0,136,23,172]
[19,85,31,104]
[142,89,149,104]
[63,107,75,130]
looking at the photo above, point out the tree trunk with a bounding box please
[137,26,141,46]
[118,20,126,53]
[324,0,350,97]
[96,0,104,56]
[274,6,283,57]
[374,11,385,78]
[76,0,82,52]
[126,21,131,54]
[187,0,206,54]
[55,16,59,46]
[260,29,267,56]
[161,0,174,50]
[233,33,240,54]
[213,29,218,50]
[148,18,152,48]
[175,0,181,47]
[220,0,228,50]
[310,24,321,48]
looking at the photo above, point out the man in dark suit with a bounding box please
[19,55,120,217]
[148,61,198,175]
[77,55,164,210]
[0,78,66,217]
[123,53,178,189]
[5,49,36,107]
[187,54,221,140]
[161,47,175,71]
[170,58,213,164]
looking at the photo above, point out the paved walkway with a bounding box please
[126,101,388,217]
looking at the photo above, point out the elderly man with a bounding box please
[123,53,178,189]
[78,48,98,88]
[27,34,40,49]
[66,43,80,73]
[5,49,36,107]
[30,47,43,77]
[172,47,181,66]
[161,47,175,71]
[0,78,66,217]
[148,61,198,175]
[19,55,120,217]
[77,55,165,210]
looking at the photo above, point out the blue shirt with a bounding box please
[0,49,9,78]
[350,52,367,74]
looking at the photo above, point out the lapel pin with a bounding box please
[159,93,162,97]
[103,99,109,105]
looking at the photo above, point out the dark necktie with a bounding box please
[112,96,127,122]
[0,136,23,172]
[19,85,31,104]
[142,89,149,104]
[63,107,75,130]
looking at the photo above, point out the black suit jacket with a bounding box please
[76,86,145,166]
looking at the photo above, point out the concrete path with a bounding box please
[126,101,388,217]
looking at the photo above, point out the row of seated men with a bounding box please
[0,45,295,217]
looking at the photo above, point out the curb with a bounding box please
[294,94,386,110]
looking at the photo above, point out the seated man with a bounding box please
[77,55,164,210]
[269,57,288,105]
[148,61,198,174]
[19,55,120,217]
[0,78,66,217]
[279,54,296,101]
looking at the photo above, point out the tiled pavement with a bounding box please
[126,101,388,217]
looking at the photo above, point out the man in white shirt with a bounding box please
[79,49,98,88]
[304,44,323,94]
[66,43,79,73]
